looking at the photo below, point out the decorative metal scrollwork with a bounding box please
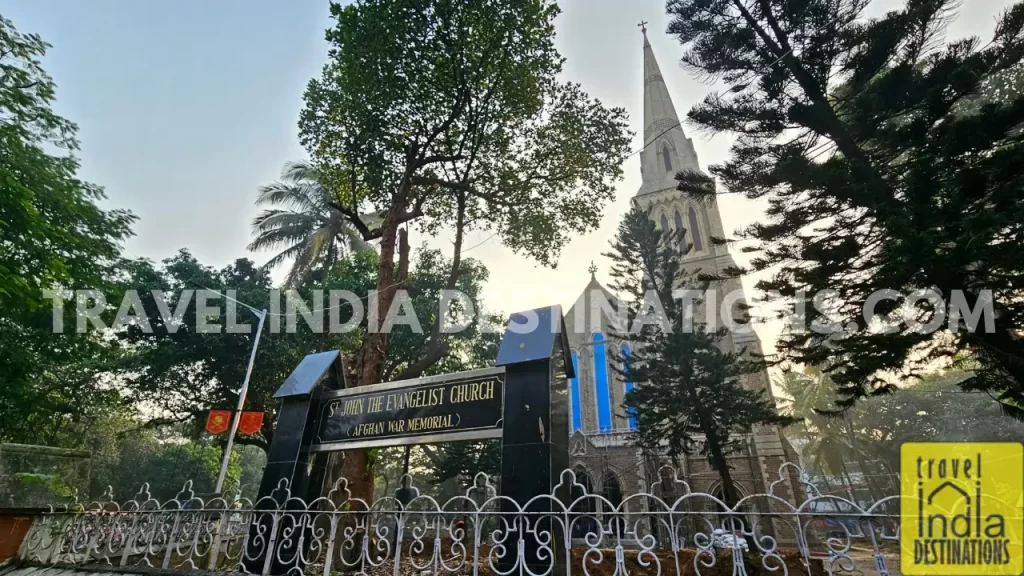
[19,462,899,576]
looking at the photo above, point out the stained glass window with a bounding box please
[593,333,612,433]
[623,345,637,431]
[570,351,581,432]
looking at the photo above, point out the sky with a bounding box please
[4,0,1018,363]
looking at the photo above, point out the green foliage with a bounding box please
[775,368,883,494]
[107,251,306,448]
[249,161,378,286]
[103,436,243,502]
[236,444,267,501]
[778,366,1024,495]
[371,446,432,497]
[12,473,76,498]
[424,440,500,489]
[665,0,1024,413]
[78,416,255,502]
[108,247,501,450]
[379,245,504,381]
[300,0,631,266]
[0,15,135,446]
[606,207,793,504]
[0,15,135,309]
[1,453,87,507]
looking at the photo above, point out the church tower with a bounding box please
[632,24,749,345]
[561,26,804,533]
[629,22,803,510]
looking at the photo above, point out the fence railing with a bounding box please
[18,462,900,576]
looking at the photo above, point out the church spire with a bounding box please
[637,25,701,196]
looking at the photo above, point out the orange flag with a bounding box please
[238,411,264,435]
[206,410,231,435]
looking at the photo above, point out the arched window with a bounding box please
[572,467,594,504]
[570,351,582,432]
[674,209,687,249]
[602,472,623,508]
[622,345,637,431]
[602,471,626,533]
[593,333,612,433]
[688,206,704,252]
[662,145,672,172]
[701,483,753,539]
[660,214,669,232]
[571,468,598,539]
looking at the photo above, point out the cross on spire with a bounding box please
[637,19,648,34]
[588,261,598,276]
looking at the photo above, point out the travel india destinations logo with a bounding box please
[900,442,1024,575]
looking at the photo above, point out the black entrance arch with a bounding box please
[246,306,575,576]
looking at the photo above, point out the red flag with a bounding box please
[238,411,264,436]
[206,410,231,435]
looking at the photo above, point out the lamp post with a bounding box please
[214,307,267,495]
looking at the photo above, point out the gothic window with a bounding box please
[662,145,672,172]
[688,206,705,252]
[570,351,582,432]
[572,467,594,501]
[602,472,623,508]
[593,332,612,433]
[602,471,626,532]
[660,214,669,232]
[674,209,687,250]
[571,468,598,538]
[622,345,637,431]
[699,483,754,539]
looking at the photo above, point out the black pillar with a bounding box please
[243,350,346,575]
[495,305,573,574]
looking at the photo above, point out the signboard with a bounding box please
[312,367,504,451]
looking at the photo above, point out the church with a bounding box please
[562,25,803,533]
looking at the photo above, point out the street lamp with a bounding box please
[208,291,267,495]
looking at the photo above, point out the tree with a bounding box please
[248,161,378,286]
[853,367,1024,473]
[0,15,135,310]
[777,364,1024,497]
[0,15,135,445]
[372,446,433,498]
[110,247,502,457]
[299,0,632,497]
[89,423,245,502]
[607,207,793,507]
[424,440,501,489]
[108,251,310,449]
[775,369,889,499]
[665,0,1024,414]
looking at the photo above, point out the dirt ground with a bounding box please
[354,545,828,576]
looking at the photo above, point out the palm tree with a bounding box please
[248,161,377,285]
[776,369,890,502]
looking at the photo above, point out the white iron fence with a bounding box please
[18,463,900,576]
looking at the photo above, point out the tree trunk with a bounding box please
[816,464,834,495]
[840,461,858,505]
[704,431,740,508]
[360,203,405,387]
[690,386,757,551]
[843,420,883,504]
[335,203,410,503]
[702,427,759,550]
